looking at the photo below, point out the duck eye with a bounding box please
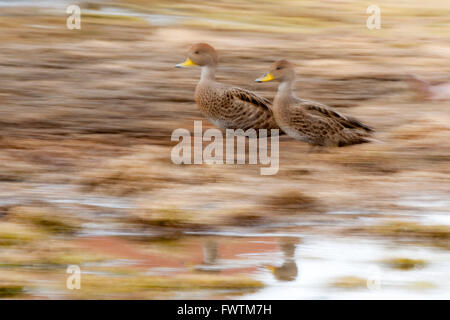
[195,51,200,54]
[276,66,282,70]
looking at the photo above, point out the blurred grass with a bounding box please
[0,285,25,298]
[115,0,450,34]
[329,276,368,289]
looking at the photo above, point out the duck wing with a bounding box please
[284,100,371,146]
[299,99,373,133]
[226,87,282,133]
[228,87,272,111]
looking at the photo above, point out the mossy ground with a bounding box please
[381,257,427,270]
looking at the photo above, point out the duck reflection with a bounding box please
[267,238,299,282]
[202,239,218,265]
[195,239,221,272]
[195,236,299,280]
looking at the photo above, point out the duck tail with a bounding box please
[346,116,374,133]
[338,137,370,147]
[338,131,380,147]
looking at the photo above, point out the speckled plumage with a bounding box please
[177,43,282,135]
[274,96,373,147]
[195,82,280,132]
[257,60,373,147]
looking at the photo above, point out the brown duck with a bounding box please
[255,60,373,147]
[176,43,282,134]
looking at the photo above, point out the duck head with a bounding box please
[175,43,218,68]
[255,60,296,83]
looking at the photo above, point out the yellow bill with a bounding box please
[265,265,276,273]
[255,73,274,82]
[175,57,198,68]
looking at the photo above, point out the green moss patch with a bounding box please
[381,257,427,270]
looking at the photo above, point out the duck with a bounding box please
[176,43,282,135]
[255,60,373,147]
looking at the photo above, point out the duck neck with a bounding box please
[200,65,217,82]
[276,79,296,100]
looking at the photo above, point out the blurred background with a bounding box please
[0,0,449,299]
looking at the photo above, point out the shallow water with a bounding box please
[3,0,253,28]
[243,236,450,299]
[0,0,76,8]
[2,182,448,299]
